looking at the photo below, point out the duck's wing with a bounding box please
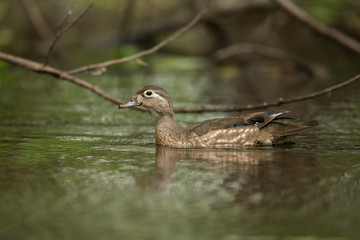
[187,110,292,137]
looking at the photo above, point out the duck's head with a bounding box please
[119,86,175,118]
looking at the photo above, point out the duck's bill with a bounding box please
[118,97,141,109]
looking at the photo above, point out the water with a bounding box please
[0,68,360,240]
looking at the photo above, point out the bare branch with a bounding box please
[0,51,147,111]
[2,2,359,115]
[43,6,73,66]
[175,74,360,113]
[43,3,94,66]
[272,0,360,55]
[1,51,359,114]
[214,42,313,74]
[215,43,299,62]
[59,3,94,35]
[66,6,208,75]
[21,0,53,40]
[56,6,73,32]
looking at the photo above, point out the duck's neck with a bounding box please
[155,115,186,146]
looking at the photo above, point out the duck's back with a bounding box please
[183,111,318,148]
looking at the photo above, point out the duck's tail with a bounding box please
[267,120,319,140]
[280,120,319,136]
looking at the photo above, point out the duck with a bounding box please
[119,86,318,148]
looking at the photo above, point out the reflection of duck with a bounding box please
[156,145,276,171]
[154,146,316,207]
[119,86,318,148]
[156,145,303,173]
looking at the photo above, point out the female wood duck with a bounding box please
[119,86,318,148]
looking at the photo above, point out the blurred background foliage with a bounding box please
[1,0,360,78]
[2,3,360,240]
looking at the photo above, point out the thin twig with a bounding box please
[175,73,360,113]
[43,6,73,66]
[59,3,94,35]
[272,0,360,55]
[2,2,359,114]
[2,50,359,114]
[56,6,73,32]
[0,51,137,108]
[66,6,208,75]
[43,3,94,66]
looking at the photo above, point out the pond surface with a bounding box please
[0,68,360,240]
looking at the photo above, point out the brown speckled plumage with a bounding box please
[119,86,318,148]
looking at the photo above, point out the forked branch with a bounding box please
[43,3,94,66]
[0,51,125,106]
[1,3,359,114]
[66,7,208,75]
[1,50,359,113]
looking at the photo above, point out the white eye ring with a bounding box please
[144,90,153,97]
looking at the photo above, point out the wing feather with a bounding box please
[186,110,292,137]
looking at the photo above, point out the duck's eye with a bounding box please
[145,90,153,97]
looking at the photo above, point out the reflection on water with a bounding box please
[154,146,316,208]
[1,70,360,239]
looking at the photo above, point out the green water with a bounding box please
[1,68,360,240]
